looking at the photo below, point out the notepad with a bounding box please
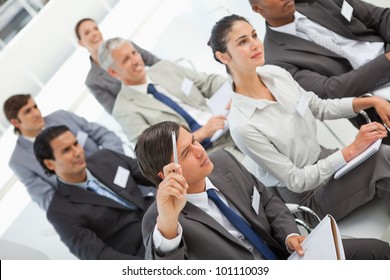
[334,138,382,179]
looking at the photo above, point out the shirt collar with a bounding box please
[268,11,307,36]
[21,125,46,142]
[58,169,95,191]
[231,68,277,118]
[21,135,36,143]
[186,177,219,210]
[124,75,154,95]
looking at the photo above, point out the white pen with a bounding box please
[172,131,178,165]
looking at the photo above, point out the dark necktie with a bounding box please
[87,180,138,210]
[147,83,201,131]
[206,189,278,260]
[147,83,212,148]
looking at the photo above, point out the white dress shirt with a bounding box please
[270,11,384,69]
[153,178,270,259]
[228,65,356,193]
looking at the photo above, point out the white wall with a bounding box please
[0,0,119,130]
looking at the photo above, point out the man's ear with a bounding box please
[252,4,263,15]
[107,67,118,78]
[9,118,20,129]
[43,159,56,173]
[157,171,165,180]
[215,51,231,64]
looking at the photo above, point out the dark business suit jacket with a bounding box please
[264,0,390,100]
[142,150,299,260]
[85,42,160,113]
[47,149,154,260]
[9,109,124,211]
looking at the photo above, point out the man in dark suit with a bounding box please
[135,121,390,260]
[248,0,390,142]
[33,125,155,259]
[75,18,160,113]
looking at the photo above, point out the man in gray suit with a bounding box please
[75,18,160,113]
[4,94,124,210]
[249,0,390,143]
[135,121,390,260]
[98,37,242,159]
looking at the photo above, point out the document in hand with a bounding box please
[207,82,232,142]
[334,138,382,179]
[288,215,345,260]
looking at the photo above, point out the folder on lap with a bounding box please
[288,215,345,260]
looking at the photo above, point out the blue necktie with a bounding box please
[206,189,278,260]
[147,83,212,149]
[87,180,138,210]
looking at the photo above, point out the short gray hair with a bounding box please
[98,37,129,70]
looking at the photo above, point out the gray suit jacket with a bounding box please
[85,42,160,113]
[264,0,390,99]
[142,150,299,260]
[8,110,124,211]
[112,60,240,156]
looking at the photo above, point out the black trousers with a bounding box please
[343,238,390,260]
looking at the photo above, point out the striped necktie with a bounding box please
[296,19,360,69]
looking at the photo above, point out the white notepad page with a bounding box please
[334,138,382,179]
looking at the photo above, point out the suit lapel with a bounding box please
[208,167,282,250]
[148,64,199,107]
[267,26,344,59]
[181,202,242,246]
[119,85,186,118]
[17,136,33,151]
[86,158,145,210]
[56,179,123,208]
[297,2,360,40]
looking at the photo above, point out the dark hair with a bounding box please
[208,14,250,74]
[34,125,71,176]
[3,94,32,134]
[134,121,181,186]
[75,18,95,40]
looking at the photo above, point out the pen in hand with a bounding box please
[172,131,179,172]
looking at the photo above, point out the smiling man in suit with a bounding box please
[98,37,242,160]
[135,121,390,260]
[33,125,155,259]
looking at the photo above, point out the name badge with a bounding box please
[113,166,130,188]
[341,0,353,22]
[252,186,260,215]
[181,78,194,96]
[296,95,309,118]
[76,131,88,147]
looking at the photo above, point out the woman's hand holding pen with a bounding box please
[342,122,386,162]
